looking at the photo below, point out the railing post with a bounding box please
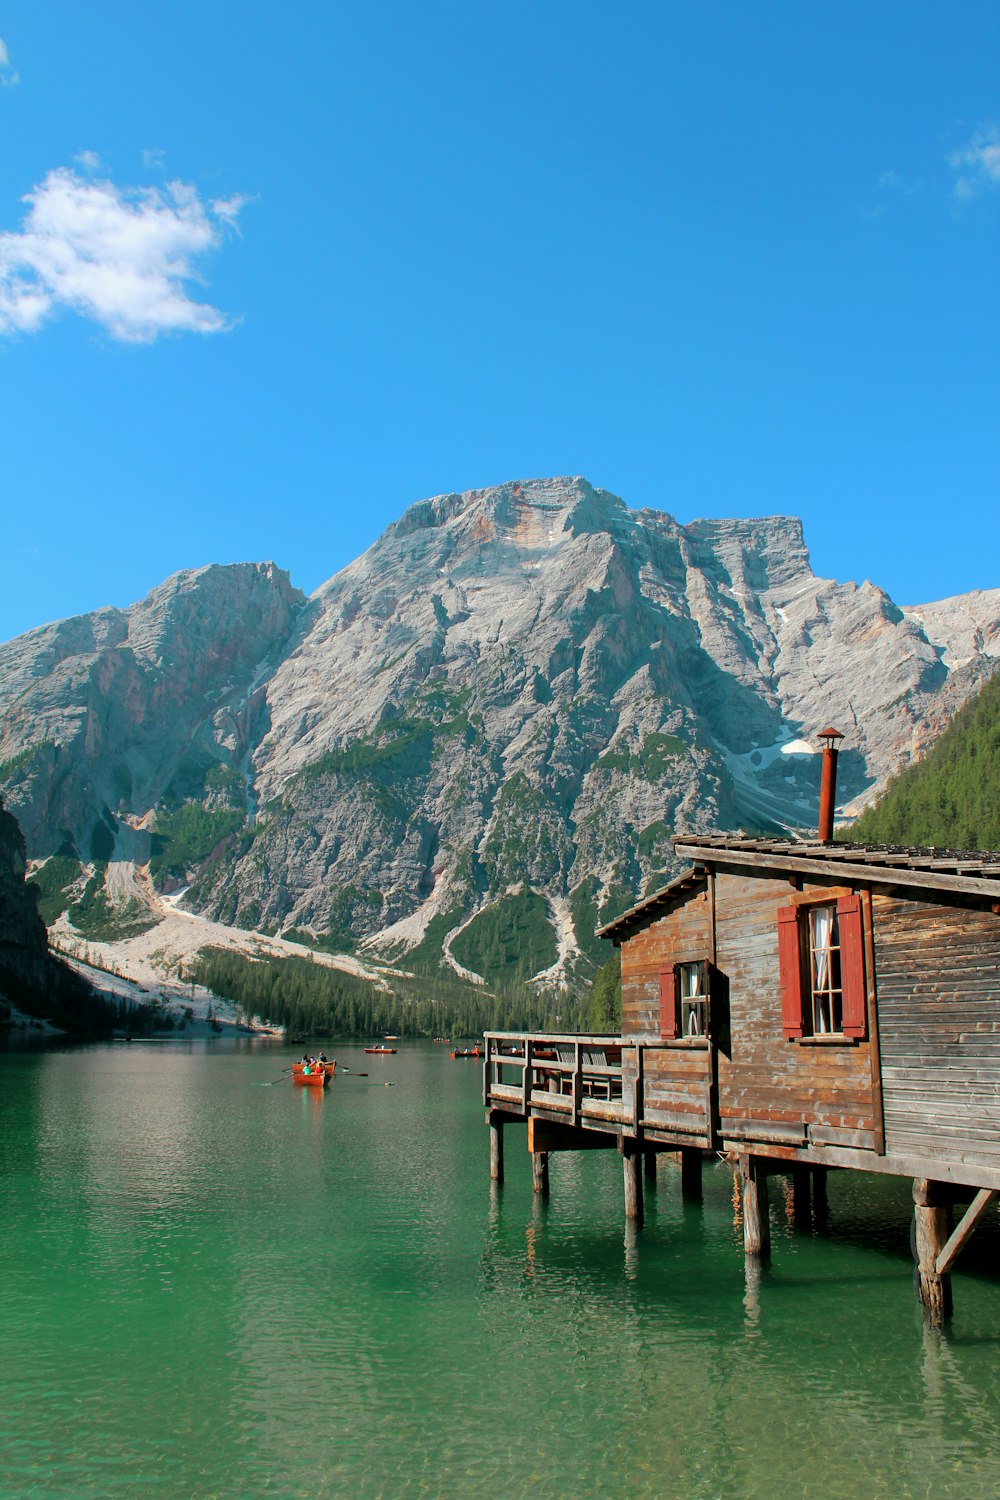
[572,1041,582,1128]
[522,1039,532,1116]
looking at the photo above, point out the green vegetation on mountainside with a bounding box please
[28,855,83,925]
[67,866,159,941]
[190,947,586,1037]
[150,763,249,888]
[587,950,622,1032]
[569,877,606,967]
[450,890,558,984]
[845,670,1000,849]
[596,731,687,779]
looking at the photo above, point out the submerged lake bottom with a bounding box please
[1,1039,999,1500]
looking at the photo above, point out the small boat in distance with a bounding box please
[365,1045,396,1055]
[432,1037,450,1044]
[384,1034,400,1040]
[449,1045,482,1059]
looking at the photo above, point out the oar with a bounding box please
[339,1068,369,1076]
[263,1067,296,1086]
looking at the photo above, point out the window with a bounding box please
[777,894,867,1040]
[807,905,842,1034]
[659,960,710,1041]
[679,961,708,1037]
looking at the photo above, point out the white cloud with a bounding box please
[0,35,18,86]
[142,148,167,172]
[950,126,1000,199]
[0,166,246,342]
[74,150,103,172]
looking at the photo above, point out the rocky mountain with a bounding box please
[2,477,998,987]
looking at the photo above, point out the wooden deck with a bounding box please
[483,1031,628,1133]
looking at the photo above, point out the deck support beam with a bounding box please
[913,1178,953,1324]
[681,1147,703,1201]
[935,1188,997,1276]
[621,1140,644,1224]
[740,1154,771,1260]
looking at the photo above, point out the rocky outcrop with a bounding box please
[0,794,99,1030]
[1,478,997,982]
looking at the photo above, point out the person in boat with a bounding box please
[318,1052,328,1064]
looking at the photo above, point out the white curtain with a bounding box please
[682,964,703,1035]
[810,907,835,1032]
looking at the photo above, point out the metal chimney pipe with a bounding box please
[817,727,844,842]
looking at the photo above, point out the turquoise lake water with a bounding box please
[2,1039,999,1500]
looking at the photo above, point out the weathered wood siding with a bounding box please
[713,871,876,1148]
[620,884,712,1137]
[873,895,1000,1170]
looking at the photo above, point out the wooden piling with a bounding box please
[791,1163,812,1228]
[644,1149,657,1183]
[681,1147,703,1201]
[532,1150,550,1197]
[621,1141,644,1224]
[740,1155,770,1260]
[913,1178,952,1324]
[812,1166,829,1227]
[489,1118,504,1184]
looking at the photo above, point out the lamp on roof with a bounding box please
[817,727,844,843]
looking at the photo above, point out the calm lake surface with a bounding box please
[2,1040,999,1500]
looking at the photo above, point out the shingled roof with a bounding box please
[596,836,1000,942]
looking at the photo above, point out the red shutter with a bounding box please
[837,894,867,1038]
[777,905,804,1039]
[659,966,678,1040]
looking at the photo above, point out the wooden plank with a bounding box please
[724,1118,807,1146]
[676,844,1000,900]
[806,1124,876,1150]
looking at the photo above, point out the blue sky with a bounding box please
[1,2,997,642]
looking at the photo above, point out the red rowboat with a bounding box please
[291,1061,335,1086]
[364,1045,396,1055]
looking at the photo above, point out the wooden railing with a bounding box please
[483,1031,629,1131]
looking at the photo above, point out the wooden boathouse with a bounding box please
[484,736,1000,1322]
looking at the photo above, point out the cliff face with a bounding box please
[0,562,306,859]
[2,478,998,982]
